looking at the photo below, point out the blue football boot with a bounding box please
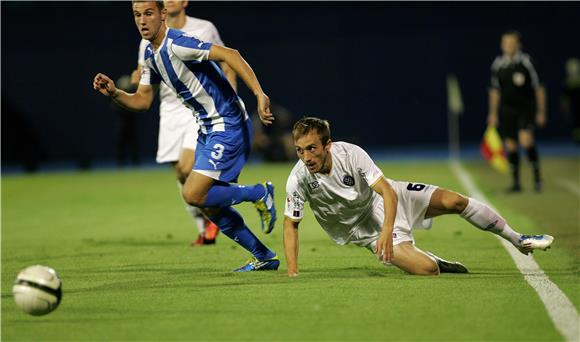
[233,255,280,272]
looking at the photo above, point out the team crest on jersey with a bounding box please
[309,181,320,190]
[513,72,526,86]
[342,175,355,186]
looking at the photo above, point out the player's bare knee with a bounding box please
[441,192,468,214]
[406,263,439,276]
[454,194,468,213]
[182,187,204,208]
[175,164,191,184]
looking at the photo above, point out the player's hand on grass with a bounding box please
[93,73,118,98]
[376,229,394,263]
[257,93,274,126]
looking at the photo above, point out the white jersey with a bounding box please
[136,16,226,163]
[285,141,436,248]
[285,142,385,245]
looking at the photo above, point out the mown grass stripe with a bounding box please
[450,160,580,342]
[556,179,580,197]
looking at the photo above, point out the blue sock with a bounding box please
[208,207,275,261]
[203,182,265,208]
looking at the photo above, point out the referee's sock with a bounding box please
[507,151,521,189]
[526,145,542,189]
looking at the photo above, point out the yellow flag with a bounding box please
[480,127,509,173]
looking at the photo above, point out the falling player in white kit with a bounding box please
[283,117,554,276]
[134,1,236,246]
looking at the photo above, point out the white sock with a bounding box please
[177,181,205,234]
[460,198,521,246]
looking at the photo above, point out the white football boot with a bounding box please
[516,234,554,255]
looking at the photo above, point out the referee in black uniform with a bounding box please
[487,30,546,192]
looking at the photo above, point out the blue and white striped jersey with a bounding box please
[140,28,248,135]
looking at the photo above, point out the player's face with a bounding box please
[164,0,188,16]
[133,2,167,41]
[294,131,332,174]
[501,34,520,57]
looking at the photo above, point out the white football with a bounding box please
[12,265,62,316]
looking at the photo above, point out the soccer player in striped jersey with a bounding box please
[93,0,278,272]
[283,117,554,277]
[133,1,236,246]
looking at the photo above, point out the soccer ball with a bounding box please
[12,265,62,316]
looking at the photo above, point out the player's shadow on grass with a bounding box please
[81,238,185,247]
[304,266,553,279]
[67,276,285,294]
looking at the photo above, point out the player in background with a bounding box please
[94,0,279,272]
[283,117,554,277]
[133,0,237,246]
[488,30,546,193]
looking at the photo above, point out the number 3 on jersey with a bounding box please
[406,183,426,191]
[208,143,225,170]
[211,143,225,160]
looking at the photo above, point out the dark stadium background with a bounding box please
[2,1,579,169]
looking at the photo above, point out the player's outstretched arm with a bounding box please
[208,45,274,126]
[283,217,300,277]
[371,177,398,263]
[93,73,155,112]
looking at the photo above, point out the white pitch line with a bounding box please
[450,160,580,342]
[556,179,580,197]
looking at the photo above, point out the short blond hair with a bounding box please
[292,117,331,145]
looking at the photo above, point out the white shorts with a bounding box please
[156,107,199,164]
[351,180,438,250]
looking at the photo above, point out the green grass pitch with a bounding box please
[2,157,578,341]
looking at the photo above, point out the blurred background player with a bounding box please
[133,0,237,246]
[560,58,580,144]
[252,101,296,162]
[94,0,279,272]
[283,117,554,277]
[487,30,546,193]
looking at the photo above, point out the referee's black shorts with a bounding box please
[498,107,535,140]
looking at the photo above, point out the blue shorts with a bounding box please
[193,118,253,183]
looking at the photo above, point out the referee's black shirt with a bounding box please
[490,52,542,113]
